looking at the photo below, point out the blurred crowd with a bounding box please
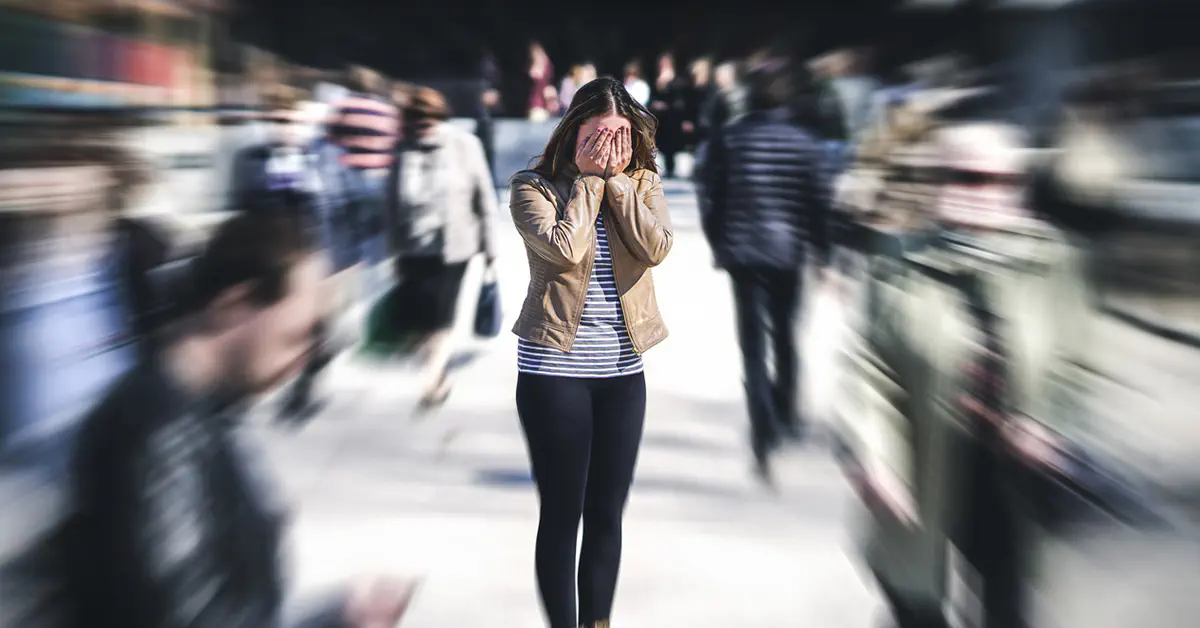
[2,4,1200,627]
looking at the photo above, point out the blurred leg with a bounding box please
[767,267,803,438]
[516,373,594,628]
[729,268,777,462]
[578,373,646,624]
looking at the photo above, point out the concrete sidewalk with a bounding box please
[251,180,883,627]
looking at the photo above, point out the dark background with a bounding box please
[228,0,1192,116]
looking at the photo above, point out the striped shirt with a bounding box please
[333,93,399,170]
[517,214,644,378]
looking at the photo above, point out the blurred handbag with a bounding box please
[361,279,423,358]
[473,264,502,339]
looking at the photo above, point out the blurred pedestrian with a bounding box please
[63,209,419,628]
[333,65,401,268]
[623,60,651,107]
[228,86,343,423]
[528,42,556,121]
[685,57,713,143]
[649,52,689,179]
[699,58,833,484]
[558,62,597,113]
[476,49,504,183]
[694,60,740,254]
[509,77,671,628]
[388,87,498,410]
[228,86,315,213]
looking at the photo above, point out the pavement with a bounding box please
[249,179,887,627]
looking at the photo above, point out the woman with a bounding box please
[390,87,498,408]
[509,77,672,628]
[528,42,556,121]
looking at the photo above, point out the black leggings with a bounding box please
[516,372,647,628]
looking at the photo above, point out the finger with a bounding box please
[590,129,612,158]
[598,134,612,162]
[622,128,632,161]
[578,130,598,157]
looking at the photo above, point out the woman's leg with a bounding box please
[417,262,468,407]
[577,373,647,625]
[516,373,595,628]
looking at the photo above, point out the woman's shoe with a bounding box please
[414,370,453,414]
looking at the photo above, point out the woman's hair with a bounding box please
[529,76,658,179]
[406,86,451,122]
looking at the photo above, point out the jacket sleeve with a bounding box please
[120,438,282,628]
[467,135,499,260]
[603,172,673,267]
[805,140,833,268]
[700,127,728,232]
[510,172,603,269]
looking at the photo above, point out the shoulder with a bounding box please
[508,170,558,201]
[444,124,485,150]
[510,169,552,189]
[71,365,184,488]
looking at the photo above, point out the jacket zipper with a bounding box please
[603,210,643,355]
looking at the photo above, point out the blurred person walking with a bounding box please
[700,58,833,484]
[622,60,651,107]
[476,49,504,184]
[509,77,672,628]
[680,57,711,162]
[228,86,355,423]
[387,87,499,410]
[333,66,401,271]
[61,209,418,628]
[528,42,557,121]
[649,52,689,179]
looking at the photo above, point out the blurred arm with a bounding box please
[700,127,728,240]
[603,172,673,267]
[806,139,833,269]
[510,173,603,268]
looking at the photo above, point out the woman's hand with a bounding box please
[605,127,632,178]
[575,128,613,177]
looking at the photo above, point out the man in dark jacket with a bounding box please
[63,210,415,628]
[700,58,833,483]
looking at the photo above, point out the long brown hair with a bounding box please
[528,76,658,180]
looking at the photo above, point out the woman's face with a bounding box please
[576,113,631,153]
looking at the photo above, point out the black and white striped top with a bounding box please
[517,214,644,378]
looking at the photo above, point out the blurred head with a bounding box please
[714,62,738,91]
[261,86,307,146]
[744,56,795,112]
[624,61,642,80]
[405,86,451,139]
[345,65,387,97]
[579,63,598,84]
[531,76,658,179]
[691,58,712,84]
[658,52,675,72]
[190,209,326,397]
[530,42,547,63]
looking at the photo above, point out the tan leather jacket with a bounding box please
[509,167,672,354]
